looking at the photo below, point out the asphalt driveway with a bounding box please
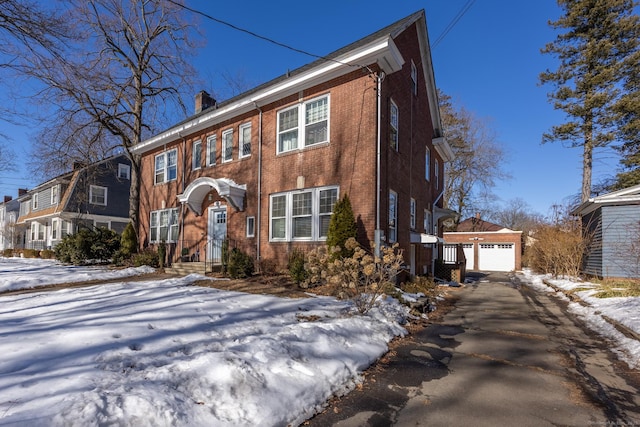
[305,271,640,426]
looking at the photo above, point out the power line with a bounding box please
[167,0,371,73]
[432,0,476,48]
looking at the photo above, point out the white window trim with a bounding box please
[192,140,202,170]
[246,216,255,238]
[51,185,59,205]
[390,99,399,151]
[52,218,59,240]
[239,123,252,159]
[32,193,38,210]
[206,135,217,166]
[222,129,233,163]
[276,94,330,154]
[118,163,131,180]
[149,208,179,243]
[94,221,110,230]
[154,149,178,185]
[269,185,339,242]
[389,190,397,243]
[89,185,108,206]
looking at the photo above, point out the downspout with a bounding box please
[374,71,385,257]
[179,132,186,259]
[254,102,263,268]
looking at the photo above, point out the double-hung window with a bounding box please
[410,198,416,230]
[277,94,329,154]
[89,185,107,206]
[192,140,202,170]
[269,186,338,241]
[155,149,177,184]
[222,129,233,162]
[239,123,251,158]
[207,135,217,166]
[390,99,399,151]
[149,208,179,243]
[389,190,397,243]
[425,147,430,181]
[118,163,130,180]
[51,185,59,204]
[52,219,58,240]
[32,193,38,210]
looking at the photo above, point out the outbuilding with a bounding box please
[444,216,522,272]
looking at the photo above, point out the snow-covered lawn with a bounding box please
[0,257,155,292]
[519,269,640,369]
[0,258,408,426]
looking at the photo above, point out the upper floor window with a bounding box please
[51,185,59,204]
[425,147,431,181]
[410,198,416,230]
[277,94,329,154]
[149,208,179,243]
[222,129,233,162]
[32,192,39,210]
[390,100,399,151]
[155,149,177,184]
[207,135,217,166]
[389,190,397,243]
[411,60,418,96]
[118,163,131,180]
[269,185,338,241]
[239,123,251,158]
[90,185,107,206]
[192,140,202,170]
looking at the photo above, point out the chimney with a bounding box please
[195,90,216,114]
[3,196,11,203]
[18,188,28,197]
[475,212,481,219]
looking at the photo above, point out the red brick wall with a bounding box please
[138,21,442,274]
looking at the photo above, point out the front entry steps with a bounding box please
[165,261,221,275]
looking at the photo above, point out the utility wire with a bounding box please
[432,0,476,48]
[167,0,372,73]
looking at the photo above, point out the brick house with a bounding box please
[444,216,522,272]
[132,10,454,275]
[16,154,132,250]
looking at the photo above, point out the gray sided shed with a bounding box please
[572,185,640,279]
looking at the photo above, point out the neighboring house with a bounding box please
[0,194,21,251]
[444,215,522,272]
[572,184,640,279]
[132,10,455,275]
[16,154,132,250]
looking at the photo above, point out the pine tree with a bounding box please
[540,0,640,202]
[326,194,357,259]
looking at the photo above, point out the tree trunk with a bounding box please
[582,117,593,203]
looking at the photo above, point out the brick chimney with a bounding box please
[3,196,11,203]
[18,188,28,197]
[195,90,216,114]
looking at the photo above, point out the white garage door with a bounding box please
[462,243,474,271]
[479,243,515,272]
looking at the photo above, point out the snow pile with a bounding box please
[519,269,640,368]
[0,261,408,427]
[0,257,155,292]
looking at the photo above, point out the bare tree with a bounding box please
[19,0,199,235]
[439,90,509,220]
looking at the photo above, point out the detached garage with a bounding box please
[444,216,522,272]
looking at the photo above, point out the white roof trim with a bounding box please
[133,36,404,154]
[572,183,640,215]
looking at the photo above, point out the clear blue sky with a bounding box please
[0,0,622,217]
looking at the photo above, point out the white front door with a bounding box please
[208,206,227,262]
